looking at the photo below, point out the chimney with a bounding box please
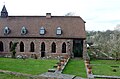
[46,13,51,18]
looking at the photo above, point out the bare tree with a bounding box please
[65,12,75,16]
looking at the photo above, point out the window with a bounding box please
[40,27,45,35]
[51,42,56,53]
[4,27,10,35]
[20,41,24,52]
[30,42,34,52]
[21,27,27,35]
[62,42,66,53]
[0,41,4,52]
[56,27,62,35]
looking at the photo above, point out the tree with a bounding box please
[10,42,19,58]
[65,12,75,16]
[110,30,120,61]
[86,30,120,60]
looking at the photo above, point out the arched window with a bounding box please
[30,42,34,52]
[0,41,4,52]
[56,27,62,35]
[62,42,66,53]
[40,27,45,35]
[4,27,10,35]
[9,41,13,49]
[20,41,24,52]
[21,27,27,35]
[41,42,45,52]
[51,42,56,53]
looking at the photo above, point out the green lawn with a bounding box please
[91,60,120,76]
[62,58,87,78]
[0,58,57,75]
[0,72,28,79]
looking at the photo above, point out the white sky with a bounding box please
[0,0,120,31]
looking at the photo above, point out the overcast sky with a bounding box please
[0,0,120,31]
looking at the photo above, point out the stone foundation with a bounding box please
[0,52,70,58]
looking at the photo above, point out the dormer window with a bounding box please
[4,27,10,35]
[56,27,62,35]
[21,27,27,35]
[40,27,45,35]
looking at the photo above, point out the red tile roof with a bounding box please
[0,16,86,39]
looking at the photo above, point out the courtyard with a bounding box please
[63,58,87,78]
[0,57,87,79]
[0,58,57,75]
[91,59,120,76]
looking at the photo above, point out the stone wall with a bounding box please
[83,40,87,60]
[0,38,73,58]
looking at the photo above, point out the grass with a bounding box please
[62,58,87,78]
[0,58,57,75]
[0,72,28,79]
[91,59,120,76]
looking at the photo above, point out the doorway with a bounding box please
[73,40,83,57]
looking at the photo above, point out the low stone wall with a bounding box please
[0,69,32,77]
[85,60,94,79]
[46,53,70,59]
[0,52,11,57]
[94,75,120,79]
[0,52,70,59]
[39,72,75,79]
[0,52,39,58]
[47,55,70,74]
[55,57,70,73]
[96,57,120,60]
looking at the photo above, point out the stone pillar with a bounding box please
[83,40,88,60]
[16,40,20,52]
[67,39,73,58]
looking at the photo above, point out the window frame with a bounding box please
[21,27,27,35]
[4,27,10,35]
[56,27,62,35]
[40,27,45,35]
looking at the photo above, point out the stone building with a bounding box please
[0,5,86,58]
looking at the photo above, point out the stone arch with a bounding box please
[30,42,34,52]
[62,42,66,53]
[51,42,56,53]
[20,41,24,52]
[0,41,4,52]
